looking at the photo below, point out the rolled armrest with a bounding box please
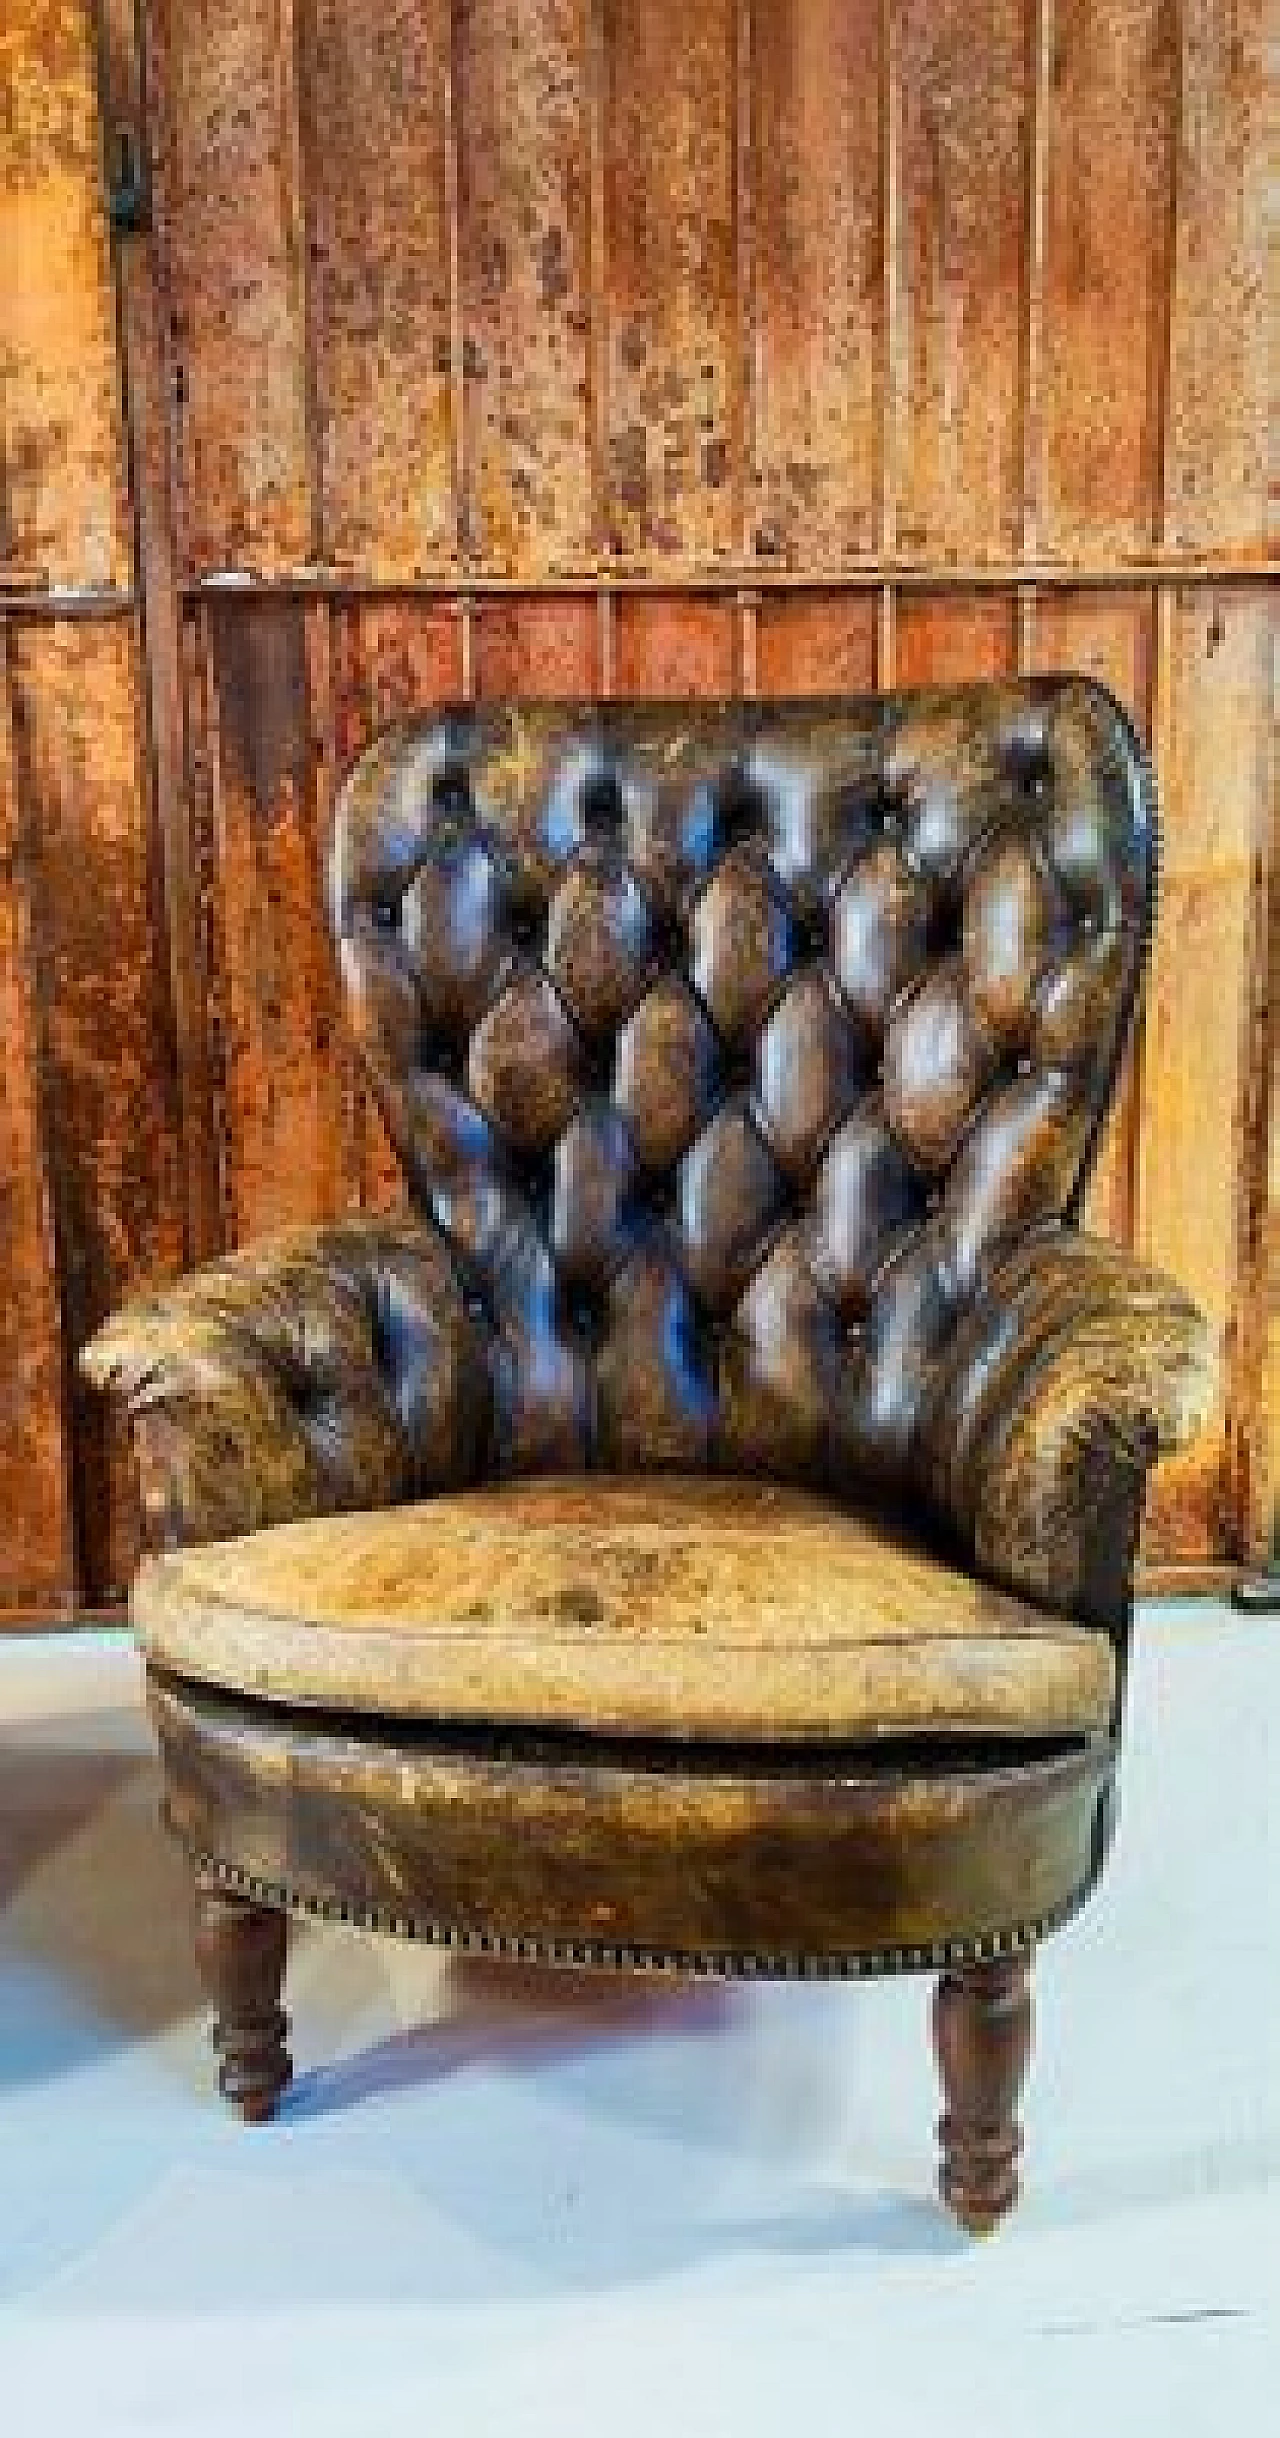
[80,1218,489,1551]
[918,1229,1216,1628]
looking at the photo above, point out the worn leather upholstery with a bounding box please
[84,681,1214,1627]
[132,1481,1119,1742]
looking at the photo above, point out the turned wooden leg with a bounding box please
[193,1876,291,2122]
[932,1952,1033,2234]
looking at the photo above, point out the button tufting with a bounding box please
[327,687,1151,1494]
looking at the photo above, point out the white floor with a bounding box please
[0,1608,1275,2438]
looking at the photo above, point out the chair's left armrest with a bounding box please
[80,1217,490,1553]
[918,1230,1216,1632]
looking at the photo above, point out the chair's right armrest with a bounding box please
[80,1218,490,1552]
[918,1229,1216,1633]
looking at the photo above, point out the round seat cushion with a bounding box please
[134,1479,1115,1744]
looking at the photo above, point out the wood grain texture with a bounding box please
[158,0,311,571]
[600,0,740,564]
[894,594,1018,686]
[0,638,74,1610]
[1163,0,1269,556]
[456,0,593,574]
[611,596,737,694]
[755,596,878,697]
[11,623,186,1602]
[0,0,130,588]
[152,1669,1114,1970]
[748,0,882,565]
[1136,587,1272,1559]
[934,1954,1033,2232]
[894,0,1028,565]
[298,0,455,576]
[193,1877,291,2121]
[1268,920,1279,1556]
[135,1480,1118,1739]
[104,0,223,1268]
[472,596,599,697]
[1040,0,1176,562]
[204,600,346,1242]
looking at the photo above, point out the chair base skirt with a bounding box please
[150,1667,1116,1979]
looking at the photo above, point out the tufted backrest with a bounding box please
[327,681,1155,1493]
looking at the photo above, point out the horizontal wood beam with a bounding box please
[179,560,1276,601]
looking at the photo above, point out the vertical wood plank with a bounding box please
[179,601,234,1246]
[601,0,739,565]
[11,622,186,1601]
[298,0,455,578]
[472,596,598,696]
[204,600,345,1242]
[0,0,130,587]
[755,596,878,697]
[2,0,185,1605]
[611,596,737,695]
[1135,587,1271,1560]
[1041,0,1177,562]
[895,0,1029,564]
[1025,587,1155,1245]
[104,0,222,1265]
[1267,896,1279,1557]
[1163,0,1268,557]
[748,0,882,566]
[894,594,1019,685]
[160,0,311,570]
[455,0,593,574]
[0,635,74,1612]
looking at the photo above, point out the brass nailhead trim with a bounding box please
[190,1849,1103,1981]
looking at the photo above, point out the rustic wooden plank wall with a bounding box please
[0,0,1272,1606]
[2,0,186,1609]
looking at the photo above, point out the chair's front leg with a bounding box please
[932,1952,1033,2233]
[193,1874,292,2122]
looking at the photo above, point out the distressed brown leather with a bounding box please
[83,679,1213,1624]
[82,1221,489,1550]
[132,1481,1119,1742]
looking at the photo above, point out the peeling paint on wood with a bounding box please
[894,595,1019,687]
[104,0,222,1268]
[0,0,1274,1604]
[159,0,312,571]
[755,596,877,698]
[0,0,131,589]
[749,0,882,566]
[1041,0,1177,562]
[0,636,74,1610]
[299,0,456,577]
[611,596,737,695]
[10,623,185,1601]
[601,0,740,565]
[473,596,598,697]
[1163,0,1269,556]
[895,0,1028,565]
[1136,589,1272,1561]
[456,1,593,575]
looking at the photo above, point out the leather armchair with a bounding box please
[84,678,1212,2229]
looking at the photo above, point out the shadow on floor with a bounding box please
[289,1951,741,2120]
[0,1742,201,2083]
